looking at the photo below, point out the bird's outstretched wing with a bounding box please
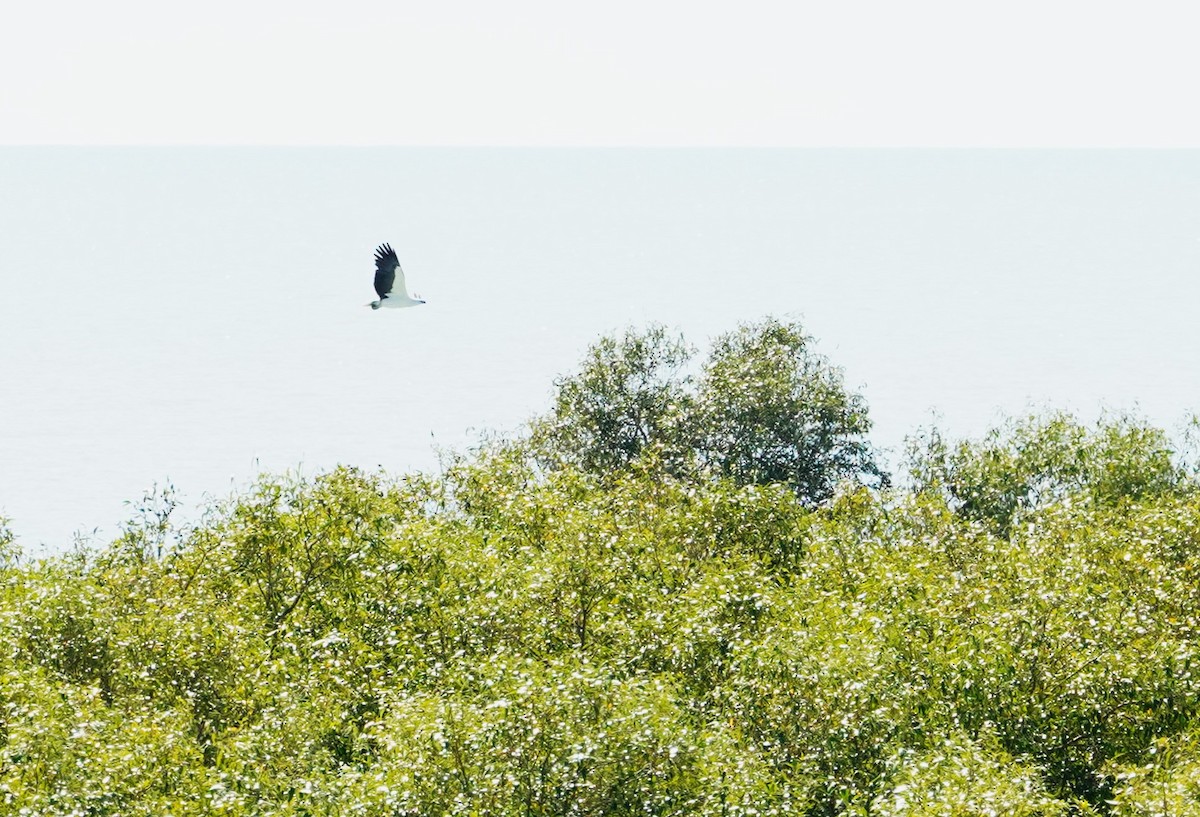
[373,243,408,300]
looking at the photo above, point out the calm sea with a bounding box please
[2,148,1199,552]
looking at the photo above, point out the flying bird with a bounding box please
[368,243,426,310]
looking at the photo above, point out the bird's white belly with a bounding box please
[383,296,423,308]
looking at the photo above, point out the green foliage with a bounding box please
[1108,733,1200,817]
[871,732,1067,817]
[908,412,1188,534]
[3,323,1200,816]
[534,318,886,504]
[0,516,17,571]
[535,325,697,477]
[697,318,885,504]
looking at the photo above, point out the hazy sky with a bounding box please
[5,0,1199,146]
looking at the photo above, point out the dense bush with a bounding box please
[3,322,1200,816]
[907,411,1188,535]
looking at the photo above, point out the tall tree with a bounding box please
[535,318,886,503]
[533,324,696,476]
[697,318,885,504]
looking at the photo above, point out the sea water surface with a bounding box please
[2,148,1199,552]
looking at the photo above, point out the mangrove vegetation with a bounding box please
[3,318,1200,816]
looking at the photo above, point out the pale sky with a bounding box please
[4,0,1200,146]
